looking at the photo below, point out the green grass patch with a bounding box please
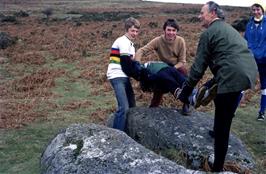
[0,121,62,174]
[232,95,265,158]
[231,95,266,174]
[53,77,91,105]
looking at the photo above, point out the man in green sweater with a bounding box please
[178,1,257,172]
[135,19,189,114]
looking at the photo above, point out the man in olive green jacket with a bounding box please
[178,1,257,172]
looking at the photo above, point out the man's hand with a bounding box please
[174,62,186,70]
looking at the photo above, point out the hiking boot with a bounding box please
[201,84,218,106]
[174,87,182,99]
[192,86,207,108]
[181,103,191,116]
[257,112,265,121]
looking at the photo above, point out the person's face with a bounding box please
[251,5,263,19]
[164,26,177,41]
[126,26,139,40]
[198,4,215,28]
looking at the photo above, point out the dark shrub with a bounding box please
[231,18,249,32]
[42,8,53,19]
[0,32,16,49]
[148,22,158,28]
[14,10,29,17]
[189,16,200,23]
[1,15,17,23]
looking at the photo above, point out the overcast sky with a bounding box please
[143,0,254,7]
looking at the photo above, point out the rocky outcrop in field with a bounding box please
[41,107,254,173]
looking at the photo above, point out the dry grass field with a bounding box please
[0,0,255,128]
[0,0,264,173]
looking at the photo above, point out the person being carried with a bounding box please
[123,59,216,115]
[135,18,189,113]
[123,59,190,115]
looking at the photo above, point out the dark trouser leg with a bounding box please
[155,67,186,94]
[149,90,164,107]
[149,66,187,107]
[258,64,266,114]
[212,91,241,172]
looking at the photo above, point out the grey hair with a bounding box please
[206,1,225,20]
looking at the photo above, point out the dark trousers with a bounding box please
[150,67,187,107]
[257,63,266,113]
[257,63,266,89]
[154,67,186,93]
[212,91,242,172]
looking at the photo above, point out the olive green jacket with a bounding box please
[187,19,257,94]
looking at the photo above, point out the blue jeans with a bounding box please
[110,77,136,131]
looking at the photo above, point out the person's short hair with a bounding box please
[163,19,179,31]
[206,1,225,20]
[124,17,140,31]
[231,18,249,32]
[252,3,264,14]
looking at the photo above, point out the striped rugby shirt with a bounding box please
[107,35,135,80]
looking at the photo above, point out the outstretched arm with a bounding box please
[120,54,143,81]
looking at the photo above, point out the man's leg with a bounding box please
[257,64,266,121]
[156,67,186,94]
[155,67,191,115]
[110,77,130,131]
[149,67,187,107]
[149,90,164,107]
[212,91,241,172]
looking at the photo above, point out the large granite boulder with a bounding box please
[41,107,254,174]
[124,107,255,172]
[41,123,212,174]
